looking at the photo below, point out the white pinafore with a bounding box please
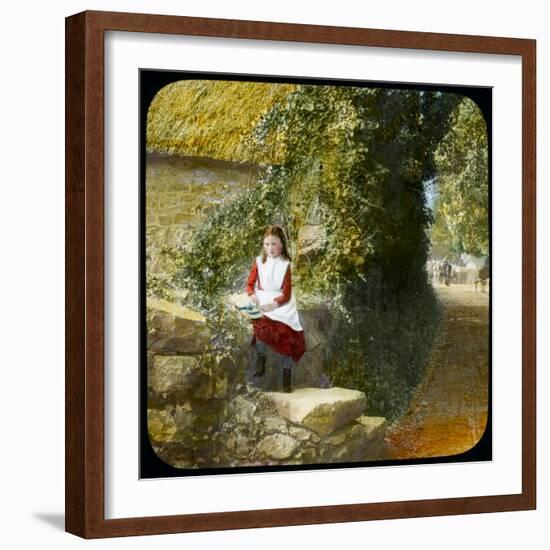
[254,255,303,332]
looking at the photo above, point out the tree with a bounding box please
[431,97,489,258]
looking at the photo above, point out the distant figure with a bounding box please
[442,259,452,286]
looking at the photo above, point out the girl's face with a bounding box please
[263,235,283,258]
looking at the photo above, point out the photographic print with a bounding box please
[65,12,535,536]
[141,72,491,477]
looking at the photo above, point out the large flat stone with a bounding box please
[265,387,366,436]
[147,298,211,354]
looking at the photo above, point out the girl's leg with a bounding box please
[281,354,293,393]
[252,339,267,377]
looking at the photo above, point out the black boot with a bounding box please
[282,367,292,393]
[252,353,266,377]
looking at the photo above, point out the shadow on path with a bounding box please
[385,284,489,459]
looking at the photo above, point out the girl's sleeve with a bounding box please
[274,265,292,305]
[246,260,258,296]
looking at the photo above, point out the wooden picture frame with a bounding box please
[65,10,536,539]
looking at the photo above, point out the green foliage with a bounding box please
[254,87,461,297]
[431,97,489,257]
[172,164,290,309]
[166,82,462,420]
[326,274,441,421]
[174,86,460,302]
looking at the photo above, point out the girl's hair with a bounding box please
[261,224,292,263]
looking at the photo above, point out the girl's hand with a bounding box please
[260,302,277,313]
[250,294,259,306]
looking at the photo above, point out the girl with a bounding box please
[245,225,306,392]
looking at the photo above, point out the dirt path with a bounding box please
[385,284,489,459]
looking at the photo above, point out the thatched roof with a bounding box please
[146,80,296,165]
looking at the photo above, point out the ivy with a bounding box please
[160,82,464,419]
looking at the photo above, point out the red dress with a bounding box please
[246,260,306,363]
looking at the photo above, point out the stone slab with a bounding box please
[266,387,366,436]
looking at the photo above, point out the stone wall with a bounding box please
[211,388,387,467]
[146,153,259,279]
[145,152,389,469]
[146,297,387,469]
[147,297,240,467]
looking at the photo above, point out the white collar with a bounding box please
[264,255,288,265]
